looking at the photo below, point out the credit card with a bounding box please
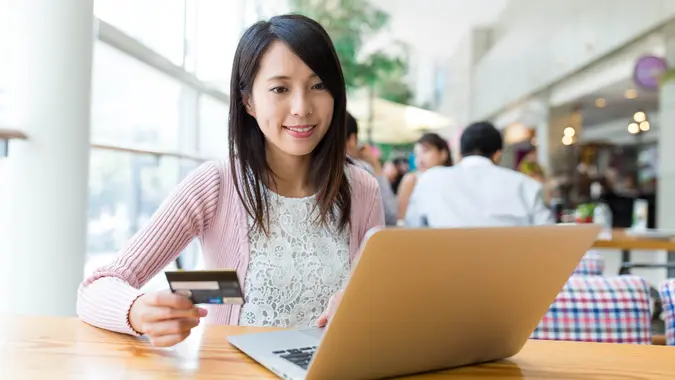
[165,269,244,305]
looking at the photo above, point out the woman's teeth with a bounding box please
[286,126,314,132]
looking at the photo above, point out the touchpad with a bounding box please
[298,327,326,341]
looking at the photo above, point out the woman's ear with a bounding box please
[243,95,255,118]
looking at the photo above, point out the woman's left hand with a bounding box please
[316,290,344,327]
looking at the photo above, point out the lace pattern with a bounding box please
[239,193,350,328]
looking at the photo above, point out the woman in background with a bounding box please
[518,149,553,205]
[382,156,408,194]
[397,133,452,224]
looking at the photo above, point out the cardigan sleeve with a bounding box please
[348,165,385,264]
[77,161,223,335]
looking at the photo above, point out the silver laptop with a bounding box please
[228,224,601,380]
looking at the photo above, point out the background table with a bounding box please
[1,315,674,379]
[592,228,675,276]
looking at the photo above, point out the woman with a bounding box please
[518,149,553,205]
[397,133,452,223]
[77,14,384,347]
[383,157,409,194]
[518,149,545,183]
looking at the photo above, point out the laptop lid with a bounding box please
[305,224,601,379]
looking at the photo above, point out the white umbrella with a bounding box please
[347,96,454,144]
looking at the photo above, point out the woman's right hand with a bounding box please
[128,290,208,347]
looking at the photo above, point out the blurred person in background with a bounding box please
[518,148,553,204]
[346,112,398,225]
[383,157,409,194]
[397,132,453,224]
[518,149,545,183]
[77,14,384,348]
[405,121,552,227]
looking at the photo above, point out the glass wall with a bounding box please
[94,0,186,65]
[1,0,287,290]
[91,42,183,150]
[84,0,268,288]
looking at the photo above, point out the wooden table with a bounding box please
[592,228,675,277]
[2,316,674,379]
[0,128,27,157]
[592,229,675,251]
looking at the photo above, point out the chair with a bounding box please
[659,279,675,345]
[531,275,652,344]
[572,250,604,276]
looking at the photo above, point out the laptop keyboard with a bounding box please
[272,346,318,370]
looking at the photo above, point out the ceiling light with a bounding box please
[628,122,639,134]
[595,98,606,108]
[640,121,650,131]
[563,127,575,137]
[634,111,646,122]
[562,135,574,145]
[625,89,638,99]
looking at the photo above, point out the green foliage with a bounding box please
[290,0,414,104]
[659,68,675,86]
[375,142,414,161]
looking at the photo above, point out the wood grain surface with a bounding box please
[592,229,675,251]
[1,315,674,379]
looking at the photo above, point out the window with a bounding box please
[94,0,186,64]
[199,95,229,159]
[186,0,247,91]
[90,42,183,150]
[87,149,181,256]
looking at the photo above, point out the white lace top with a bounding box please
[238,192,351,328]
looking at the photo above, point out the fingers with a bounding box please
[145,305,203,322]
[326,292,342,316]
[316,314,328,328]
[326,300,338,317]
[148,330,192,348]
[316,291,344,327]
[129,291,209,347]
[144,318,201,337]
[145,290,195,310]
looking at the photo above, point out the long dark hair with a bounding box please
[417,133,453,166]
[228,14,351,236]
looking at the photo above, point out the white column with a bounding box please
[658,23,675,278]
[535,117,550,171]
[2,0,94,316]
[658,26,675,231]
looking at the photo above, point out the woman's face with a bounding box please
[383,161,399,181]
[414,143,446,171]
[244,40,334,158]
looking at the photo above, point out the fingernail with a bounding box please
[198,307,208,317]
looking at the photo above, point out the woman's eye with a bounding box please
[270,86,288,94]
[312,82,326,90]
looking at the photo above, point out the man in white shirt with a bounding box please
[404,121,553,228]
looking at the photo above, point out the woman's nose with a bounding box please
[290,92,312,116]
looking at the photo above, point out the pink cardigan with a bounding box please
[77,161,385,336]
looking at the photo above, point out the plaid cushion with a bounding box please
[531,275,651,344]
[659,279,675,345]
[572,250,604,276]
